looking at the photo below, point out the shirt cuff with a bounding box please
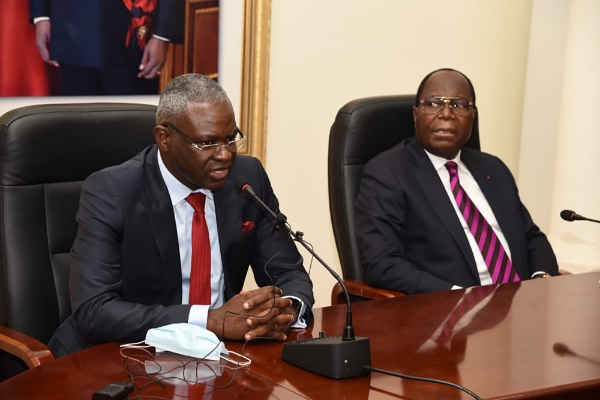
[189,298,309,330]
[188,305,209,329]
[284,295,308,329]
[33,17,50,24]
[451,285,463,290]
[152,34,170,42]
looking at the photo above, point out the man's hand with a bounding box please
[207,286,297,341]
[35,21,59,67]
[138,37,168,79]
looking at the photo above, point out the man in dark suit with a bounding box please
[48,73,314,357]
[355,68,558,295]
[29,0,184,95]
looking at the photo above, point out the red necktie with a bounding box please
[445,161,520,284]
[186,193,212,305]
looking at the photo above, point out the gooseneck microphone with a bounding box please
[236,178,288,228]
[553,342,600,367]
[233,175,370,379]
[560,209,600,224]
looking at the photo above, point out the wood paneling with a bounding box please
[160,0,219,91]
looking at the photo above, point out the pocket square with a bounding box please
[242,220,255,234]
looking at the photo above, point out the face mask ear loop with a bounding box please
[221,351,251,368]
[119,341,154,365]
[120,340,148,349]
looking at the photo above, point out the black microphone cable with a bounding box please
[221,196,316,341]
[232,175,316,333]
[364,365,483,400]
[225,177,317,344]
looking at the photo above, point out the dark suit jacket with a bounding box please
[29,0,184,68]
[49,146,314,356]
[354,137,558,295]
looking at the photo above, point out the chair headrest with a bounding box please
[331,95,416,166]
[0,103,157,185]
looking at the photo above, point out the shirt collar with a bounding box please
[423,148,462,172]
[157,150,212,206]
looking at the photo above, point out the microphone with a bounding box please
[233,175,370,379]
[553,342,600,367]
[560,209,600,224]
[235,177,288,228]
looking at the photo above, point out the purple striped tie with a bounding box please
[436,285,496,344]
[444,161,520,284]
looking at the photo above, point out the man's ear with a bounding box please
[412,106,418,129]
[154,125,169,151]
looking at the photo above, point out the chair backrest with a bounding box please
[0,103,157,378]
[327,95,480,282]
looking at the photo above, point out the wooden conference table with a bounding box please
[1,272,599,399]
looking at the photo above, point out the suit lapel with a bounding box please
[214,180,242,299]
[139,146,182,302]
[407,139,479,281]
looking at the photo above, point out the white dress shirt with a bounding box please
[157,152,307,329]
[424,150,513,288]
[158,152,224,328]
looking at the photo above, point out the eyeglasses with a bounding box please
[163,123,247,155]
[418,96,474,116]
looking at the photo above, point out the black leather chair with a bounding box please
[328,95,480,305]
[0,103,157,381]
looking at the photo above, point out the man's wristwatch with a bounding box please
[533,272,552,279]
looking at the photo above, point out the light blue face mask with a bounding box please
[120,323,250,366]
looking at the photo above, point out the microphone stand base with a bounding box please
[282,336,371,379]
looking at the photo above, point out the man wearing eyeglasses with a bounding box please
[48,73,314,356]
[355,68,558,295]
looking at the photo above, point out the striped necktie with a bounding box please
[444,161,520,284]
[436,284,496,344]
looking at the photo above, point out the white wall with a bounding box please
[518,0,569,233]
[520,0,600,274]
[217,0,244,118]
[265,0,534,308]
